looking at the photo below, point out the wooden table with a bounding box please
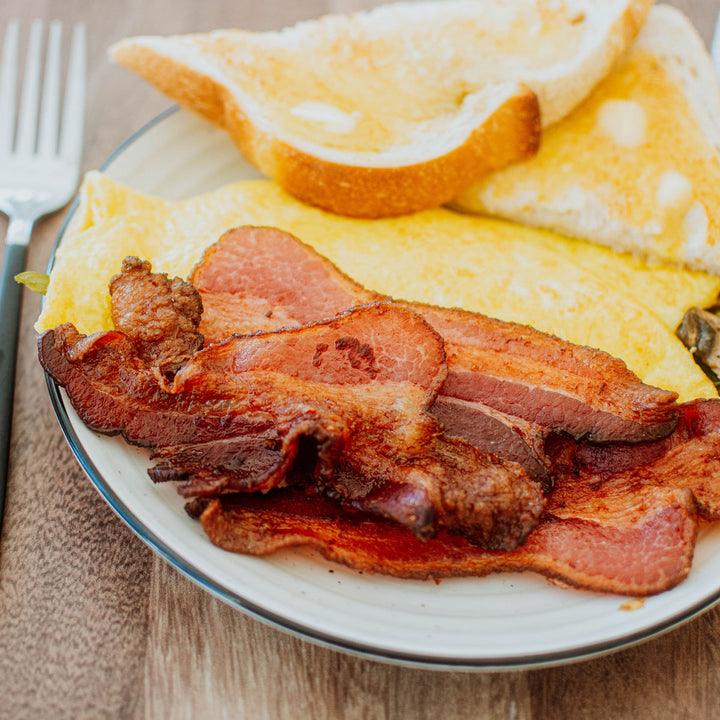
[1,1,719,717]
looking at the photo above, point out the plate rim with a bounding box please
[41,105,720,671]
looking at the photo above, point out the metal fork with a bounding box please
[712,11,720,81]
[0,20,85,531]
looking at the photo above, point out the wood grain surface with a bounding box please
[1,1,719,718]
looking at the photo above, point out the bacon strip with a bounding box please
[198,482,697,596]
[191,396,720,595]
[549,399,720,521]
[432,395,551,488]
[40,298,544,549]
[192,226,679,445]
[416,304,679,443]
[162,302,544,549]
[185,226,709,593]
[192,225,375,339]
[38,232,713,594]
[38,324,277,447]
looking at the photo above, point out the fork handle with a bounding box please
[0,221,32,533]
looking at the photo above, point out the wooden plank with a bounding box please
[0,252,152,717]
[145,557,532,720]
[529,605,720,718]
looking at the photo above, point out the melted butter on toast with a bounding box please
[458,46,720,269]
[183,5,586,153]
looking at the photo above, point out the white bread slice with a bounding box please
[453,5,720,274]
[109,0,651,218]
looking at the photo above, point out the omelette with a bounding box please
[37,170,720,401]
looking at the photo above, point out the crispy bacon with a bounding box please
[192,226,679,446]
[38,231,717,593]
[40,296,544,549]
[38,323,279,448]
[189,396,720,595]
[183,226,711,593]
[110,257,204,380]
[159,302,545,548]
[198,481,697,596]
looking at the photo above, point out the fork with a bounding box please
[713,10,720,81]
[0,20,85,531]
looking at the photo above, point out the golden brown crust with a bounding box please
[111,44,541,218]
[113,45,225,126]
[518,0,653,127]
[262,89,540,218]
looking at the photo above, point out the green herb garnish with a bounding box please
[15,271,50,295]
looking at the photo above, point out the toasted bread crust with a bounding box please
[112,43,540,218]
[522,0,653,126]
[266,89,540,218]
[110,0,652,218]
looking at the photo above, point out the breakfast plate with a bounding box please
[44,106,720,670]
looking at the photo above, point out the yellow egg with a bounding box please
[37,171,720,401]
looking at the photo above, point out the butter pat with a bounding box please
[656,170,693,209]
[596,99,647,148]
[289,101,361,134]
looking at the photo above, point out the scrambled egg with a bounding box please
[38,170,720,400]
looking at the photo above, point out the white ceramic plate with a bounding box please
[45,107,720,670]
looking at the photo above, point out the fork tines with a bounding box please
[0,19,86,161]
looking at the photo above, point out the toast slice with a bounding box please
[453,5,720,274]
[109,0,651,218]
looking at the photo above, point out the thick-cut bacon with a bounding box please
[188,396,719,595]
[549,399,720,521]
[38,323,280,448]
[191,226,679,445]
[432,395,551,488]
[192,225,375,340]
[198,481,697,596]
[38,231,716,594]
[160,302,544,549]
[38,260,241,448]
[40,291,544,549]
[415,304,679,443]
[183,226,710,593]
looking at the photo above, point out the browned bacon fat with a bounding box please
[432,395,552,488]
[38,323,280,448]
[198,481,697,596]
[191,226,679,445]
[110,257,204,380]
